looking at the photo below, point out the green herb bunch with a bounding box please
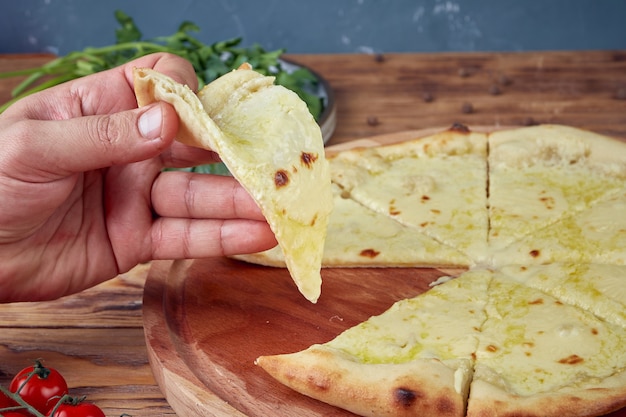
[0,10,323,117]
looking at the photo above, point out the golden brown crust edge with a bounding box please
[466,368,626,417]
[256,345,468,417]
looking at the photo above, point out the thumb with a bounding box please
[16,102,178,176]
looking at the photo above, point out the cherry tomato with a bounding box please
[47,401,105,417]
[0,390,23,416]
[9,360,69,414]
[0,390,14,408]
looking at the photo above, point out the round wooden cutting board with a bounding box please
[143,258,457,416]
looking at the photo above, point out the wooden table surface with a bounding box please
[1,50,626,416]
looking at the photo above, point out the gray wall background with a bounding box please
[1,0,625,56]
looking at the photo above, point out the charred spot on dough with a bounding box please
[421,195,430,203]
[558,354,584,365]
[528,298,544,305]
[449,122,471,134]
[300,152,318,169]
[310,214,318,227]
[393,387,420,409]
[486,344,498,353]
[360,248,380,258]
[529,249,541,258]
[306,375,331,392]
[274,170,290,188]
[435,396,456,414]
[540,196,555,209]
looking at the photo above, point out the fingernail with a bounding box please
[138,104,163,139]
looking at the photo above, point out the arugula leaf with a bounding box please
[0,10,324,120]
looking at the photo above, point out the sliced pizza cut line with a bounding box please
[490,188,626,268]
[498,263,626,330]
[328,126,490,265]
[235,183,473,269]
[327,183,475,267]
[257,269,493,417]
[486,124,626,253]
[257,265,626,417]
[468,272,626,417]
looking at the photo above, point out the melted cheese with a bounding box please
[330,132,489,263]
[325,270,490,364]
[474,274,626,396]
[323,185,471,266]
[500,263,626,329]
[491,190,626,267]
[237,184,472,267]
[488,164,624,250]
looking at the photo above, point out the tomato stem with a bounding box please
[46,394,75,417]
[0,384,46,417]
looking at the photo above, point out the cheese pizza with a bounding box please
[252,124,626,417]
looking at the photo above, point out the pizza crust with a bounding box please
[256,345,470,417]
[467,368,626,417]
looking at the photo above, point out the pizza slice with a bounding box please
[491,188,626,268]
[329,125,489,264]
[498,262,626,329]
[236,184,472,268]
[488,125,626,251]
[256,269,491,417]
[468,272,626,417]
[133,66,333,303]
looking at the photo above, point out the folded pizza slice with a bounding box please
[236,184,472,268]
[133,66,333,303]
[491,188,626,268]
[329,125,489,264]
[488,125,626,252]
[256,269,491,417]
[499,262,626,329]
[468,273,626,417]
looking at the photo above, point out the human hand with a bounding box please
[0,53,277,302]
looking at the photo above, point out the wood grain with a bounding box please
[287,51,626,143]
[1,50,626,417]
[2,51,626,146]
[0,265,172,417]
